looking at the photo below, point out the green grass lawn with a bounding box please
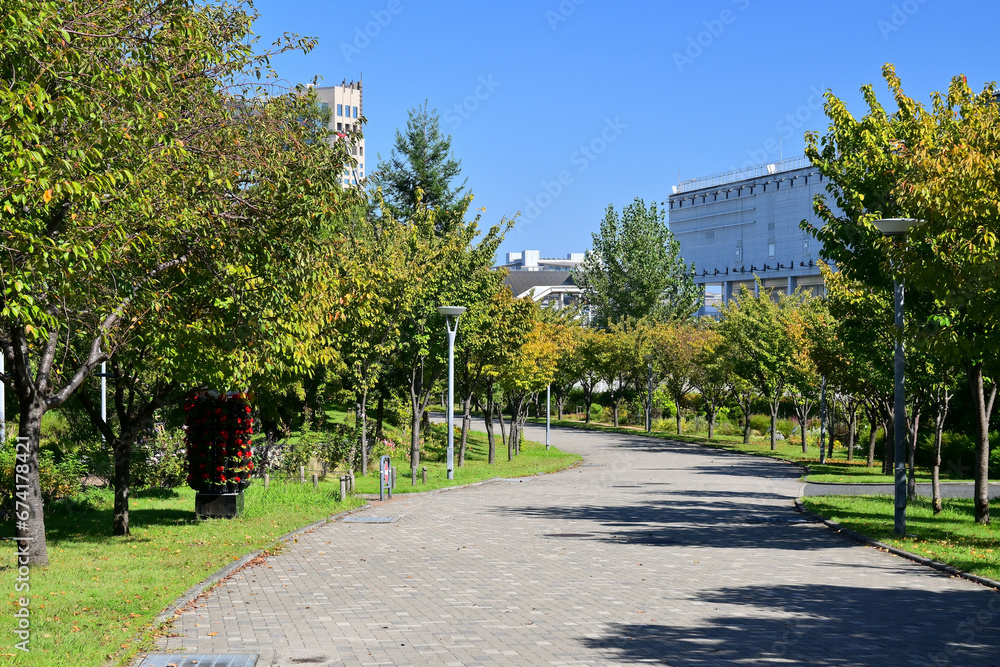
[0,480,363,667]
[531,416,972,484]
[353,426,580,494]
[802,495,1000,581]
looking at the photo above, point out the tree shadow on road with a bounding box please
[578,583,1000,666]
[494,499,847,551]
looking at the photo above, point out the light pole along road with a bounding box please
[436,305,466,480]
[873,217,923,537]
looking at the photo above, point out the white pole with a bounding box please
[446,321,456,480]
[101,361,107,441]
[545,384,550,450]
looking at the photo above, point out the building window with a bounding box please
[768,243,776,257]
[735,246,742,261]
[359,146,364,156]
[767,221,775,231]
[337,122,342,131]
[319,102,329,113]
[337,104,343,116]
[353,106,358,118]
[803,240,810,254]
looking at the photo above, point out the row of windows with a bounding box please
[337,104,359,119]
[731,239,810,259]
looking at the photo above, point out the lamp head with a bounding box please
[436,306,467,317]
[872,218,924,237]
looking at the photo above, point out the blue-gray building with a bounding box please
[667,156,833,315]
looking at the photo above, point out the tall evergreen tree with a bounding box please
[375,101,469,231]
[574,197,699,328]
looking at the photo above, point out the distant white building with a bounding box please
[499,250,584,309]
[312,79,365,187]
[500,250,585,272]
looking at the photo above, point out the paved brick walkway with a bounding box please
[154,423,1000,666]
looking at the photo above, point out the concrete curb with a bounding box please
[794,498,1000,593]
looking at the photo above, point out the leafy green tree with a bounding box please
[690,327,732,440]
[649,320,711,435]
[717,285,798,450]
[807,65,1000,523]
[375,101,468,231]
[574,197,699,328]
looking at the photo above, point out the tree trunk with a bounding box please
[357,387,369,475]
[827,396,836,459]
[847,399,858,463]
[707,400,716,440]
[496,403,508,459]
[409,390,422,481]
[769,400,779,451]
[882,418,893,476]
[15,398,50,568]
[112,438,130,536]
[375,385,385,440]
[612,399,620,427]
[458,394,471,467]
[483,393,496,465]
[932,411,945,514]
[907,408,921,500]
[866,405,878,468]
[966,363,991,524]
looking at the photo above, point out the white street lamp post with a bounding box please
[873,217,923,537]
[437,306,466,480]
[545,384,551,450]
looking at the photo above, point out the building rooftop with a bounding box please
[673,155,811,195]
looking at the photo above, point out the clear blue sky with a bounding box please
[249,0,999,262]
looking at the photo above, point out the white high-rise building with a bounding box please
[313,79,364,187]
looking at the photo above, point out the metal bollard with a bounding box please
[264,473,270,489]
[312,473,318,489]
[422,467,427,485]
[340,475,347,501]
[391,466,396,490]
[300,466,305,483]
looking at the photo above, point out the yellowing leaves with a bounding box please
[43,188,52,203]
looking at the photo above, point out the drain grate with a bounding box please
[342,516,397,523]
[744,516,812,524]
[139,655,258,667]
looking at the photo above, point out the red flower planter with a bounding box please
[184,393,254,494]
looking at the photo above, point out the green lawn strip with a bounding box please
[352,428,580,494]
[0,481,363,667]
[527,417,972,484]
[801,495,1000,582]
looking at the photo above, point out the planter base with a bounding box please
[195,491,244,519]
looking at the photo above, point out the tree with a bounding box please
[649,320,711,435]
[574,197,700,328]
[496,319,562,458]
[375,101,468,231]
[691,327,732,440]
[717,285,798,450]
[573,329,606,423]
[807,65,1000,523]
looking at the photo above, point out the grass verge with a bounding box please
[801,495,1000,582]
[353,427,580,494]
[0,480,363,667]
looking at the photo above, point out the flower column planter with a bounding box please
[184,392,255,519]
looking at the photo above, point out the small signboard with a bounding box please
[379,455,392,501]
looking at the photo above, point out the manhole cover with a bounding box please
[543,533,595,538]
[343,516,397,523]
[744,516,811,524]
[139,655,258,667]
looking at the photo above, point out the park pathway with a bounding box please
[153,422,1000,666]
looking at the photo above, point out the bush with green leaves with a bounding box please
[0,447,86,511]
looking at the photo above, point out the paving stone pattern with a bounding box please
[156,423,1000,666]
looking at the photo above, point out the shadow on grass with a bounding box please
[579,583,1000,665]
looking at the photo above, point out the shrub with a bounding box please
[589,404,605,422]
[749,414,771,434]
[0,447,85,512]
[132,428,187,488]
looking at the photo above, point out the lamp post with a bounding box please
[545,383,551,450]
[644,354,653,434]
[436,306,466,480]
[873,217,922,537]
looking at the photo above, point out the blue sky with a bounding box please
[249,0,999,262]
